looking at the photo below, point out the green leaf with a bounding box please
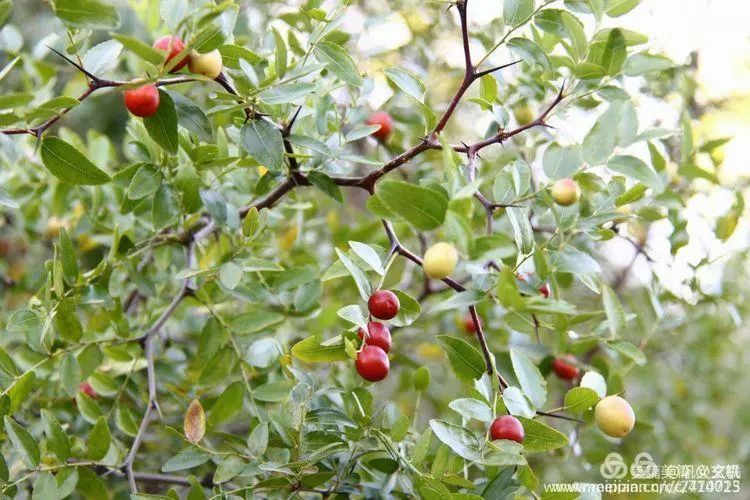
[245,337,279,368]
[208,382,244,426]
[55,468,78,497]
[32,472,58,500]
[448,398,493,422]
[607,155,664,192]
[162,448,211,472]
[60,353,81,398]
[213,455,245,484]
[598,28,627,75]
[82,40,122,76]
[58,228,78,285]
[75,392,103,424]
[165,90,212,142]
[54,0,120,29]
[429,419,482,461]
[41,409,71,462]
[543,144,582,180]
[87,416,110,461]
[415,476,452,500]
[247,421,269,457]
[218,261,242,290]
[606,0,641,17]
[504,0,535,27]
[113,34,163,64]
[601,283,626,336]
[0,187,18,209]
[308,171,343,203]
[517,417,568,452]
[564,387,600,413]
[623,53,673,76]
[575,62,606,80]
[253,381,293,402]
[313,41,362,86]
[5,416,40,468]
[240,119,284,171]
[508,207,534,255]
[593,28,648,46]
[507,38,551,71]
[273,28,287,79]
[502,386,536,418]
[615,184,647,206]
[144,90,179,154]
[54,297,83,342]
[375,180,448,231]
[345,246,383,280]
[384,67,425,103]
[534,9,566,36]
[437,335,485,382]
[0,0,12,27]
[335,248,372,302]
[153,184,179,228]
[607,340,646,365]
[0,347,18,377]
[430,290,484,314]
[218,44,263,69]
[497,267,524,310]
[8,371,35,414]
[390,290,421,327]
[76,466,107,499]
[127,165,161,200]
[229,310,284,335]
[291,335,348,363]
[581,102,623,166]
[259,83,318,105]
[40,137,110,185]
[510,349,547,408]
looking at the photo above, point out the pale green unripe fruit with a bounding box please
[551,178,580,206]
[188,49,223,79]
[423,242,458,279]
[595,395,635,437]
[514,104,534,125]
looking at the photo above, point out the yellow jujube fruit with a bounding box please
[423,242,458,279]
[551,178,580,206]
[188,49,223,79]
[514,104,534,126]
[595,395,635,438]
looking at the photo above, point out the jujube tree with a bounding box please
[0,0,744,498]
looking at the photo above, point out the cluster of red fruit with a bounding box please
[355,290,400,382]
[123,35,224,118]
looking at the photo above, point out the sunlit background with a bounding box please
[338,0,750,301]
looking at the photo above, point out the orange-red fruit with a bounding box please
[153,35,188,72]
[124,85,160,117]
[490,415,524,443]
[368,290,400,320]
[79,381,97,399]
[551,356,579,381]
[464,314,479,334]
[538,282,551,298]
[358,321,392,353]
[366,112,394,141]
[355,345,390,382]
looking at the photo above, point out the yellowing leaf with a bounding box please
[184,399,206,444]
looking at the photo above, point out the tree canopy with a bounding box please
[0,0,747,498]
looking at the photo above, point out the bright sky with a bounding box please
[353,1,750,297]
